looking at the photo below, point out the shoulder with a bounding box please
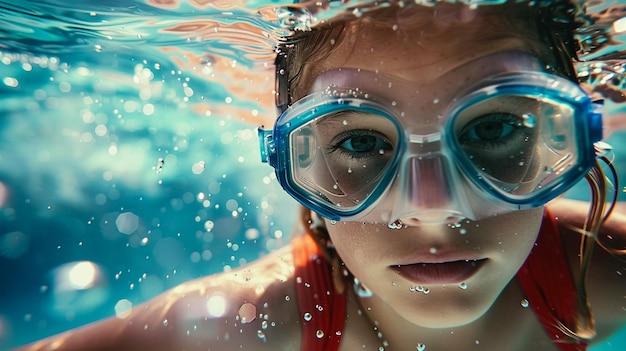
[152,243,303,351]
[17,243,304,351]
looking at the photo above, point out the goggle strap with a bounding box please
[590,100,604,143]
[275,50,290,114]
[258,128,276,166]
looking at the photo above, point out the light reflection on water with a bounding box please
[0,0,625,350]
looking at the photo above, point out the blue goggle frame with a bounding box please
[259,71,603,221]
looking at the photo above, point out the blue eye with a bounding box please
[459,113,522,148]
[339,132,392,154]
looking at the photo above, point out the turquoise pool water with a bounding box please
[1,1,625,350]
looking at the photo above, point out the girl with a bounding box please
[18,1,626,350]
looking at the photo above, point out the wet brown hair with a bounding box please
[276,1,581,106]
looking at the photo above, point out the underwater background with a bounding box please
[1,0,625,349]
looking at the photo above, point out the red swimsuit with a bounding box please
[292,210,589,351]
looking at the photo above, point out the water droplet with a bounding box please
[347,167,353,174]
[354,278,373,297]
[303,312,312,321]
[285,295,291,301]
[522,113,536,128]
[257,330,266,339]
[316,330,324,338]
[417,343,426,351]
[154,158,165,174]
[261,320,268,329]
[459,229,467,235]
[387,219,403,230]
[458,282,468,290]
[429,247,437,254]
[162,319,168,327]
[521,299,530,308]
[422,288,430,295]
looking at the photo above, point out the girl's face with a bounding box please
[295,5,549,327]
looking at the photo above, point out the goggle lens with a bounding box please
[289,109,400,213]
[453,93,580,199]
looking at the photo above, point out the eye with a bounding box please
[458,113,522,148]
[338,132,392,155]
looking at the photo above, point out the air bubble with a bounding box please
[387,219,403,230]
[458,282,468,290]
[417,343,426,351]
[522,113,536,128]
[304,312,312,321]
[316,330,324,338]
[154,158,164,174]
[521,299,530,308]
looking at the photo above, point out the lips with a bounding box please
[392,259,487,285]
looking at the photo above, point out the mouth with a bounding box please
[391,259,487,285]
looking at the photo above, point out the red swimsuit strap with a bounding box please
[293,233,347,351]
[516,209,589,351]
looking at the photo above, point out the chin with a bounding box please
[394,286,499,329]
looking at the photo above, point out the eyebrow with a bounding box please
[314,111,376,129]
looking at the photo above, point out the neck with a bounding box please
[345,279,546,351]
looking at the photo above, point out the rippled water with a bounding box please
[0,0,625,349]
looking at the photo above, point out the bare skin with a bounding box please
[16,4,626,351]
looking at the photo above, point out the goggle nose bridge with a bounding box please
[402,129,445,155]
[389,131,476,224]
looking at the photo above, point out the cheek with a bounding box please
[324,221,385,266]
[481,208,543,270]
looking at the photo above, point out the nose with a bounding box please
[390,152,473,226]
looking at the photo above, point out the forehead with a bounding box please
[293,4,548,98]
[309,51,544,103]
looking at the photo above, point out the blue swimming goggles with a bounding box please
[258,70,603,224]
